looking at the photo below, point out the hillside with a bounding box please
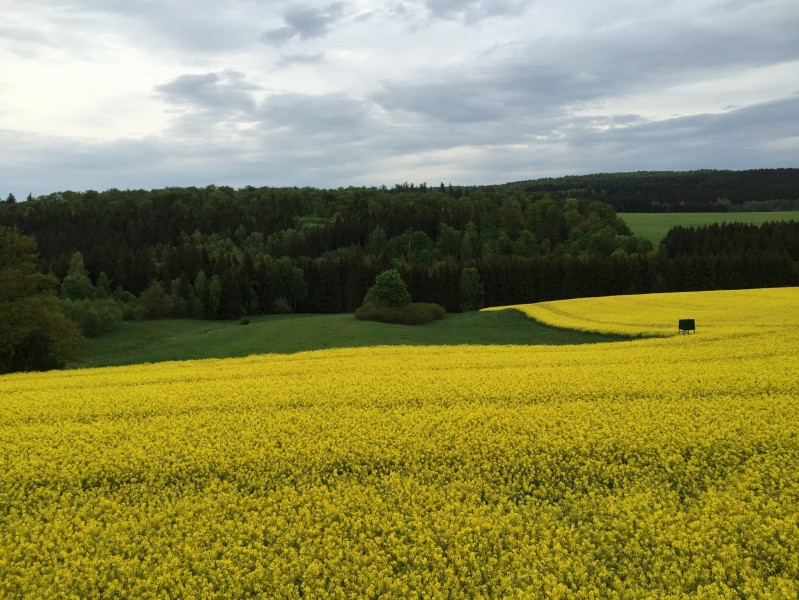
[1,173,798,376]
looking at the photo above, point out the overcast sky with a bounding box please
[1,0,798,196]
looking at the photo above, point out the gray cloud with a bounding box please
[386,0,528,25]
[377,95,799,184]
[259,93,375,135]
[261,3,346,45]
[155,71,261,113]
[374,11,799,128]
[424,0,528,22]
[278,52,327,66]
[2,93,798,197]
[599,17,799,84]
[520,96,799,177]
[584,95,799,152]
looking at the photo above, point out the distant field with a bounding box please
[80,310,628,368]
[619,211,798,245]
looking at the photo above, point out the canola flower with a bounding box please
[485,286,799,338]
[0,287,797,598]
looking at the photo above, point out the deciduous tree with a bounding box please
[0,226,87,372]
[363,269,411,307]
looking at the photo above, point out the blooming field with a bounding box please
[1,288,798,598]
[487,287,799,338]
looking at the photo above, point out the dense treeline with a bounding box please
[0,185,797,331]
[662,221,799,259]
[0,185,650,319]
[653,221,799,292]
[492,169,799,212]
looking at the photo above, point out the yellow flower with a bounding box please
[0,287,797,597]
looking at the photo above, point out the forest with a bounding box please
[492,168,799,212]
[1,170,798,371]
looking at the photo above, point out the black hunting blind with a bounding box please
[679,319,696,334]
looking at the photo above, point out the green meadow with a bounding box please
[619,211,798,245]
[79,310,629,368]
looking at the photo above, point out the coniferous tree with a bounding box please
[460,267,484,311]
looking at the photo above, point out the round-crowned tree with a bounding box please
[363,269,411,307]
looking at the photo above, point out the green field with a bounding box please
[619,211,798,245]
[79,310,630,368]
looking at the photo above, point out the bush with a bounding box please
[61,298,123,337]
[355,302,445,325]
[239,317,251,325]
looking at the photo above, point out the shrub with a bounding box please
[61,298,123,337]
[355,302,445,325]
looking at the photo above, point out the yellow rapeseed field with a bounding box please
[1,287,797,598]
[486,286,799,338]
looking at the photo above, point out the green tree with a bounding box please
[0,226,87,372]
[61,298,123,337]
[139,280,171,318]
[94,271,112,298]
[460,222,479,263]
[113,287,144,321]
[366,225,388,258]
[170,276,192,317]
[500,197,524,239]
[275,258,307,313]
[208,274,223,318]
[637,238,654,254]
[460,267,484,311]
[193,270,208,317]
[436,223,462,258]
[410,231,431,256]
[495,232,513,256]
[60,251,95,300]
[92,298,123,331]
[586,227,618,257]
[363,269,411,307]
[512,230,539,257]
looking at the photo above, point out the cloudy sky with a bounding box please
[1,0,798,196]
